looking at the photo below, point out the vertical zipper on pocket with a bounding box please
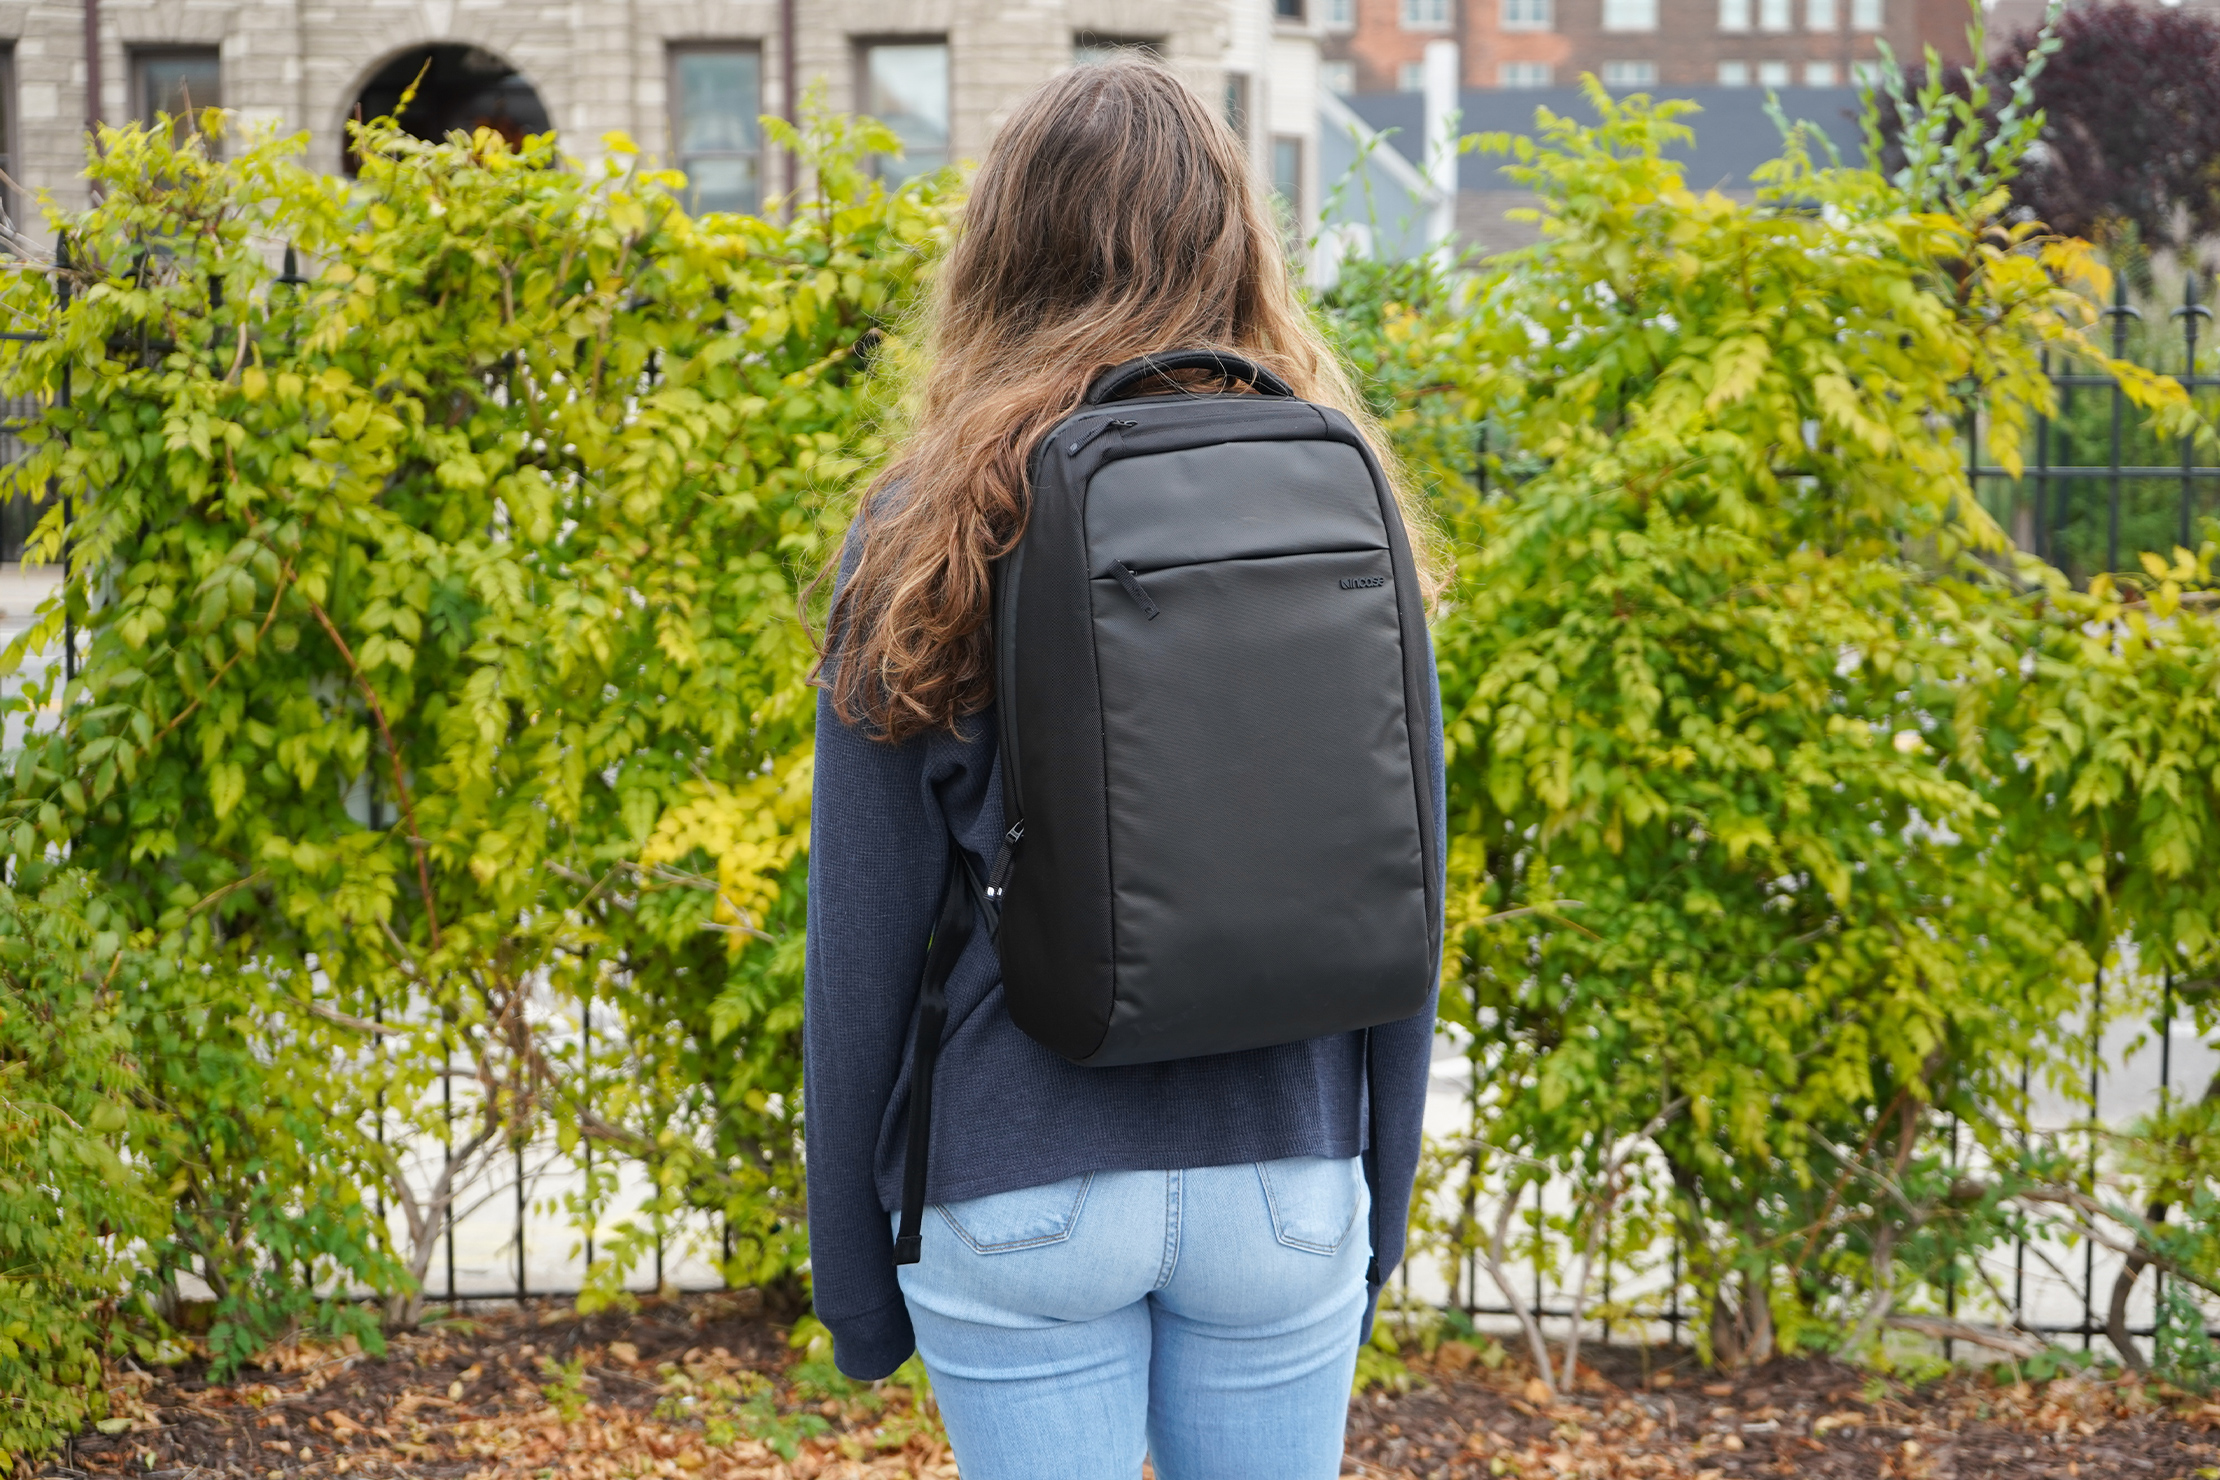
[1111,561,1160,620]
[1066,418,1136,457]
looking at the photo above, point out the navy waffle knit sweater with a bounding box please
[802,612,1445,1383]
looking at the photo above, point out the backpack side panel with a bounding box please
[1322,408,1446,974]
[994,447,1118,1060]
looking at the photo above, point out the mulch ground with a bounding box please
[40,1293,2220,1479]
[1343,1341,2220,1478]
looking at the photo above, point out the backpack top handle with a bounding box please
[1082,350,1297,405]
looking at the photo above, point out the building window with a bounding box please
[1850,57,1883,84]
[1277,0,1307,19]
[1319,60,1357,94]
[1756,58,1791,84]
[1804,59,1838,83]
[1499,61,1553,85]
[1225,72,1250,138]
[669,47,761,216]
[1271,136,1303,215]
[1602,0,1658,29]
[1075,33,1163,64]
[1326,0,1357,27]
[1717,59,1750,83]
[1400,0,1451,29]
[1718,0,1751,29]
[1503,0,1554,29]
[1852,0,1883,27]
[861,40,949,183]
[1807,0,1838,29]
[1396,60,1426,90]
[134,48,222,133]
[1600,59,1657,85]
[1758,0,1792,28]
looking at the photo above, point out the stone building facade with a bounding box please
[0,0,1323,227]
[1318,0,1967,96]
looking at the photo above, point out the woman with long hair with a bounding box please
[804,57,1445,1480]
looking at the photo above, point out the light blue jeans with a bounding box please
[892,1156,1370,1480]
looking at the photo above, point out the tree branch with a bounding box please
[304,597,441,952]
[1477,1175,1557,1398]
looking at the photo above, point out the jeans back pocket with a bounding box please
[936,1172,1095,1255]
[1256,1156,1363,1255]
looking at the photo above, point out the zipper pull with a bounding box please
[986,820,1023,901]
[1066,418,1137,457]
[1111,561,1160,620]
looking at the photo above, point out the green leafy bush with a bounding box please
[1331,84,2219,1383]
[0,869,161,1474]
[0,97,951,1387]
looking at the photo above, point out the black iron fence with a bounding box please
[1424,973,2205,1366]
[1972,271,2220,579]
[4,250,2219,1342]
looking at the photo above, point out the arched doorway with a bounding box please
[346,44,552,172]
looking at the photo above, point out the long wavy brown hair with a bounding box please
[818,56,1439,742]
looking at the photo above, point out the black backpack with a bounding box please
[891,350,1441,1265]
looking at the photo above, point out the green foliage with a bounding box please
[0,96,951,1375]
[538,1354,592,1422]
[7,67,2220,1455]
[1351,1323,1417,1396]
[656,1365,829,1459]
[1332,81,2217,1376]
[0,869,163,1475]
[1862,0,2063,216]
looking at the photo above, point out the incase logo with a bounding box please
[1338,576,1386,590]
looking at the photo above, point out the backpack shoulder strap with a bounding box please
[892,848,982,1266]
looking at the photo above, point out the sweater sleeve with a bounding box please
[802,679,948,1380]
[1360,629,1449,1338]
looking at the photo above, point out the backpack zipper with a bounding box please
[1066,417,1137,456]
[985,820,1023,902]
[1110,561,1160,620]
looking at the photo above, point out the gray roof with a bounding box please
[1343,87,1871,194]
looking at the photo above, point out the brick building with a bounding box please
[1318,0,1969,96]
[0,0,1324,229]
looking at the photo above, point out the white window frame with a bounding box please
[1756,58,1791,84]
[1270,134,1304,217]
[1499,61,1554,85]
[1400,0,1452,30]
[1807,0,1838,30]
[133,46,222,132]
[1717,59,1750,84]
[1600,58,1657,86]
[669,44,765,217]
[858,38,951,184]
[1851,0,1883,28]
[1503,0,1554,30]
[1718,0,1752,29]
[1602,0,1660,32]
